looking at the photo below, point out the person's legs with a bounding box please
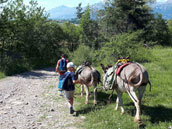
[58,75,64,95]
[64,90,75,114]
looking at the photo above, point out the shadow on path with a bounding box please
[17,67,57,79]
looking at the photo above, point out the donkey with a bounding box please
[75,63,101,105]
[101,63,151,125]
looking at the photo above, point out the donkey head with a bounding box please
[100,64,113,74]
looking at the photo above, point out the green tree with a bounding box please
[101,0,154,36]
[0,0,66,74]
[167,19,172,44]
[143,14,171,46]
[76,2,83,19]
[70,45,94,66]
[97,31,152,65]
[62,22,80,51]
[79,5,102,49]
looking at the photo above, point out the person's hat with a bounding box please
[67,62,75,68]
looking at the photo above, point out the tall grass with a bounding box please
[74,47,172,129]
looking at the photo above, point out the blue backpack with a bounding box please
[62,72,74,91]
[58,59,67,73]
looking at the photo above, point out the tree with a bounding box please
[79,5,102,49]
[0,0,65,74]
[98,0,171,46]
[76,3,83,19]
[167,19,172,44]
[62,22,80,51]
[100,0,154,35]
[0,0,10,67]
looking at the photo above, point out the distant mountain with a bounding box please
[47,2,104,20]
[152,0,172,19]
[47,1,172,20]
[47,5,77,20]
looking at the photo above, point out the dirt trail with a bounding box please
[0,68,82,129]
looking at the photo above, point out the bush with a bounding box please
[0,56,30,76]
[69,45,95,66]
[96,31,153,65]
[0,72,5,79]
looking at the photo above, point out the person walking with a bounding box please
[56,54,69,96]
[62,62,80,114]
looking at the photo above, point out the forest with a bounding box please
[0,0,172,75]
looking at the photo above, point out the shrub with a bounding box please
[70,45,95,66]
[0,56,30,76]
[96,31,153,65]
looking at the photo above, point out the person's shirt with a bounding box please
[63,71,76,91]
[56,58,69,75]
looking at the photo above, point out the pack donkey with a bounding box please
[101,61,151,125]
[75,62,101,105]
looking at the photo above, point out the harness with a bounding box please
[103,58,131,91]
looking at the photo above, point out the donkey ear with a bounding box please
[100,63,104,68]
[100,64,106,72]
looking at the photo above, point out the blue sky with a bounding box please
[23,0,167,11]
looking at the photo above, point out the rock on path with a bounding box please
[0,68,82,129]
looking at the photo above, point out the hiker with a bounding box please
[56,54,69,95]
[62,62,80,114]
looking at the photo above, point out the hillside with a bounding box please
[47,1,172,20]
[152,0,172,19]
[47,5,77,20]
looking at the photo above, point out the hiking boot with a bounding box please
[70,107,75,114]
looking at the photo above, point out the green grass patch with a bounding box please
[74,47,172,129]
[0,72,5,79]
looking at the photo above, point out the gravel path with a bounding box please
[0,68,83,129]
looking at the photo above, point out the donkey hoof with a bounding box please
[94,101,97,105]
[134,117,141,123]
[121,112,125,115]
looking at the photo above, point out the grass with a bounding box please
[0,72,5,79]
[74,47,172,129]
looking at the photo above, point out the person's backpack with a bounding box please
[62,72,73,91]
[58,59,67,73]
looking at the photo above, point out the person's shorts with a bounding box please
[64,90,74,100]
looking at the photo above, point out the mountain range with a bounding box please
[47,0,172,20]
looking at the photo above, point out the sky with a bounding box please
[23,0,168,11]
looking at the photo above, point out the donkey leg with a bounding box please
[115,96,119,110]
[138,86,146,107]
[116,90,124,114]
[93,84,97,105]
[81,85,84,97]
[127,87,140,122]
[84,85,89,104]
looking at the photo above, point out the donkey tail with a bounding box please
[148,80,151,91]
[87,72,94,86]
[128,69,143,87]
